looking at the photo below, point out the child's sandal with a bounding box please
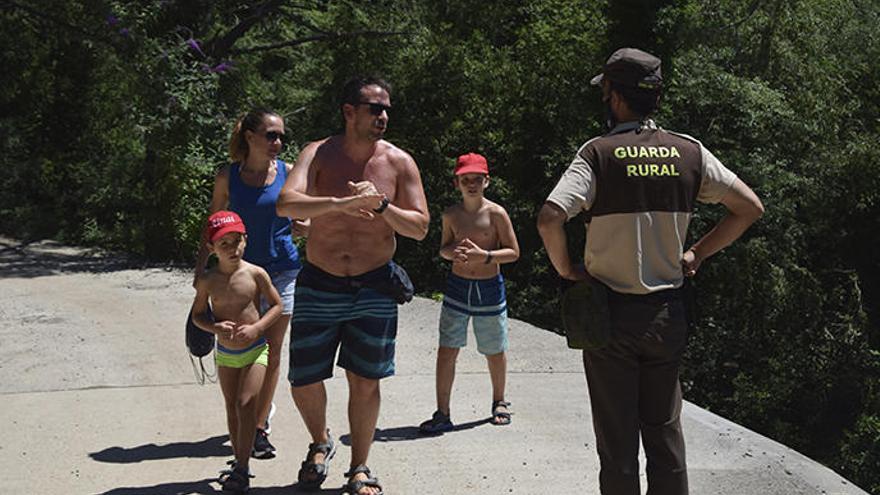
[492,400,512,426]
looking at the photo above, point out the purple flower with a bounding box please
[185,38,206,58]
[106,14,120,26]
[211,61,233,73]
[202,61,234,74]
[118,27,130,37]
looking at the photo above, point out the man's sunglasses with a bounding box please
[355,101,391,116]
[264,131,285,143]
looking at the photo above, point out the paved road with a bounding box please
[0,236,868,494]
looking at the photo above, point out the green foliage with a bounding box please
[838,412,880,495]
[660,1,880,489]
[1,0,878,490]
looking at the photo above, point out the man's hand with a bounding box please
[347,180,381,196]
[346,181,388,218]
[681,248,703,277]
[339,192,385,219]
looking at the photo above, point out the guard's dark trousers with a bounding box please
[583,292,689,495]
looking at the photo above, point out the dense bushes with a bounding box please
[1,1,877,491]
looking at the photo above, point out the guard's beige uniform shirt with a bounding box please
[546,120,737,294]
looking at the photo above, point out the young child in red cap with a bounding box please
[191,210,282,493]
[419,153,521,434]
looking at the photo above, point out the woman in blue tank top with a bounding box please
[194,108,306,460]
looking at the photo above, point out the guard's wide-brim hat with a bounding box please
[590,47,662,90]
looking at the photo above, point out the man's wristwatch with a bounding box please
[373,196,390,214]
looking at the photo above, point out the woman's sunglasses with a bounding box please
[356,101,392,116]
[263,131,285,143]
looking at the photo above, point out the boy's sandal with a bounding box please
[492,400,512,426]
[297,430,336,488]
[418,409,454,434]
[343,465,384,495]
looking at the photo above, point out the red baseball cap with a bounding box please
[206,210,246,242]
[454,153,489,176]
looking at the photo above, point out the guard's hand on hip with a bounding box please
[681,248,703,277]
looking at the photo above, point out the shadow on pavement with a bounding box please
[338,418,493,445]
[288,482,345,494]
[96,478,221,495]
[0,238,174,279]
[96,479,344,495]
[99,478,342,495]
[89,435,231,463]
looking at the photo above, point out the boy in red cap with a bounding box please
[191,210,283,493]
[419,153,520,433]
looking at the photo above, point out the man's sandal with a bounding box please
[343,465,384,495]
[492,400,512,426]
[297,430,336,489]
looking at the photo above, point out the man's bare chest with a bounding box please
[314,161,397,198]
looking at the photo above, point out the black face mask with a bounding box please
[602,96,617,131]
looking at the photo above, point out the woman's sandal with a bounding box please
[492,399,512,426]
[297,430,336,489]
[343,465,384,495]
[218,462,251,493]
[217,459,238,484]
[218,459,236,476]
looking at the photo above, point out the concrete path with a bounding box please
[0,237,868,494]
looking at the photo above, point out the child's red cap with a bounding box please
[454,153,489,176]
[206,210,246,242]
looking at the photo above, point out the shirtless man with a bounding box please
[276,76,429,495]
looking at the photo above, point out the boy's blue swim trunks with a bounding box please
[439,273,509,355]
[288,262,398,387]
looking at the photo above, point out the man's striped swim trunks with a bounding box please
[288,262,398,387]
